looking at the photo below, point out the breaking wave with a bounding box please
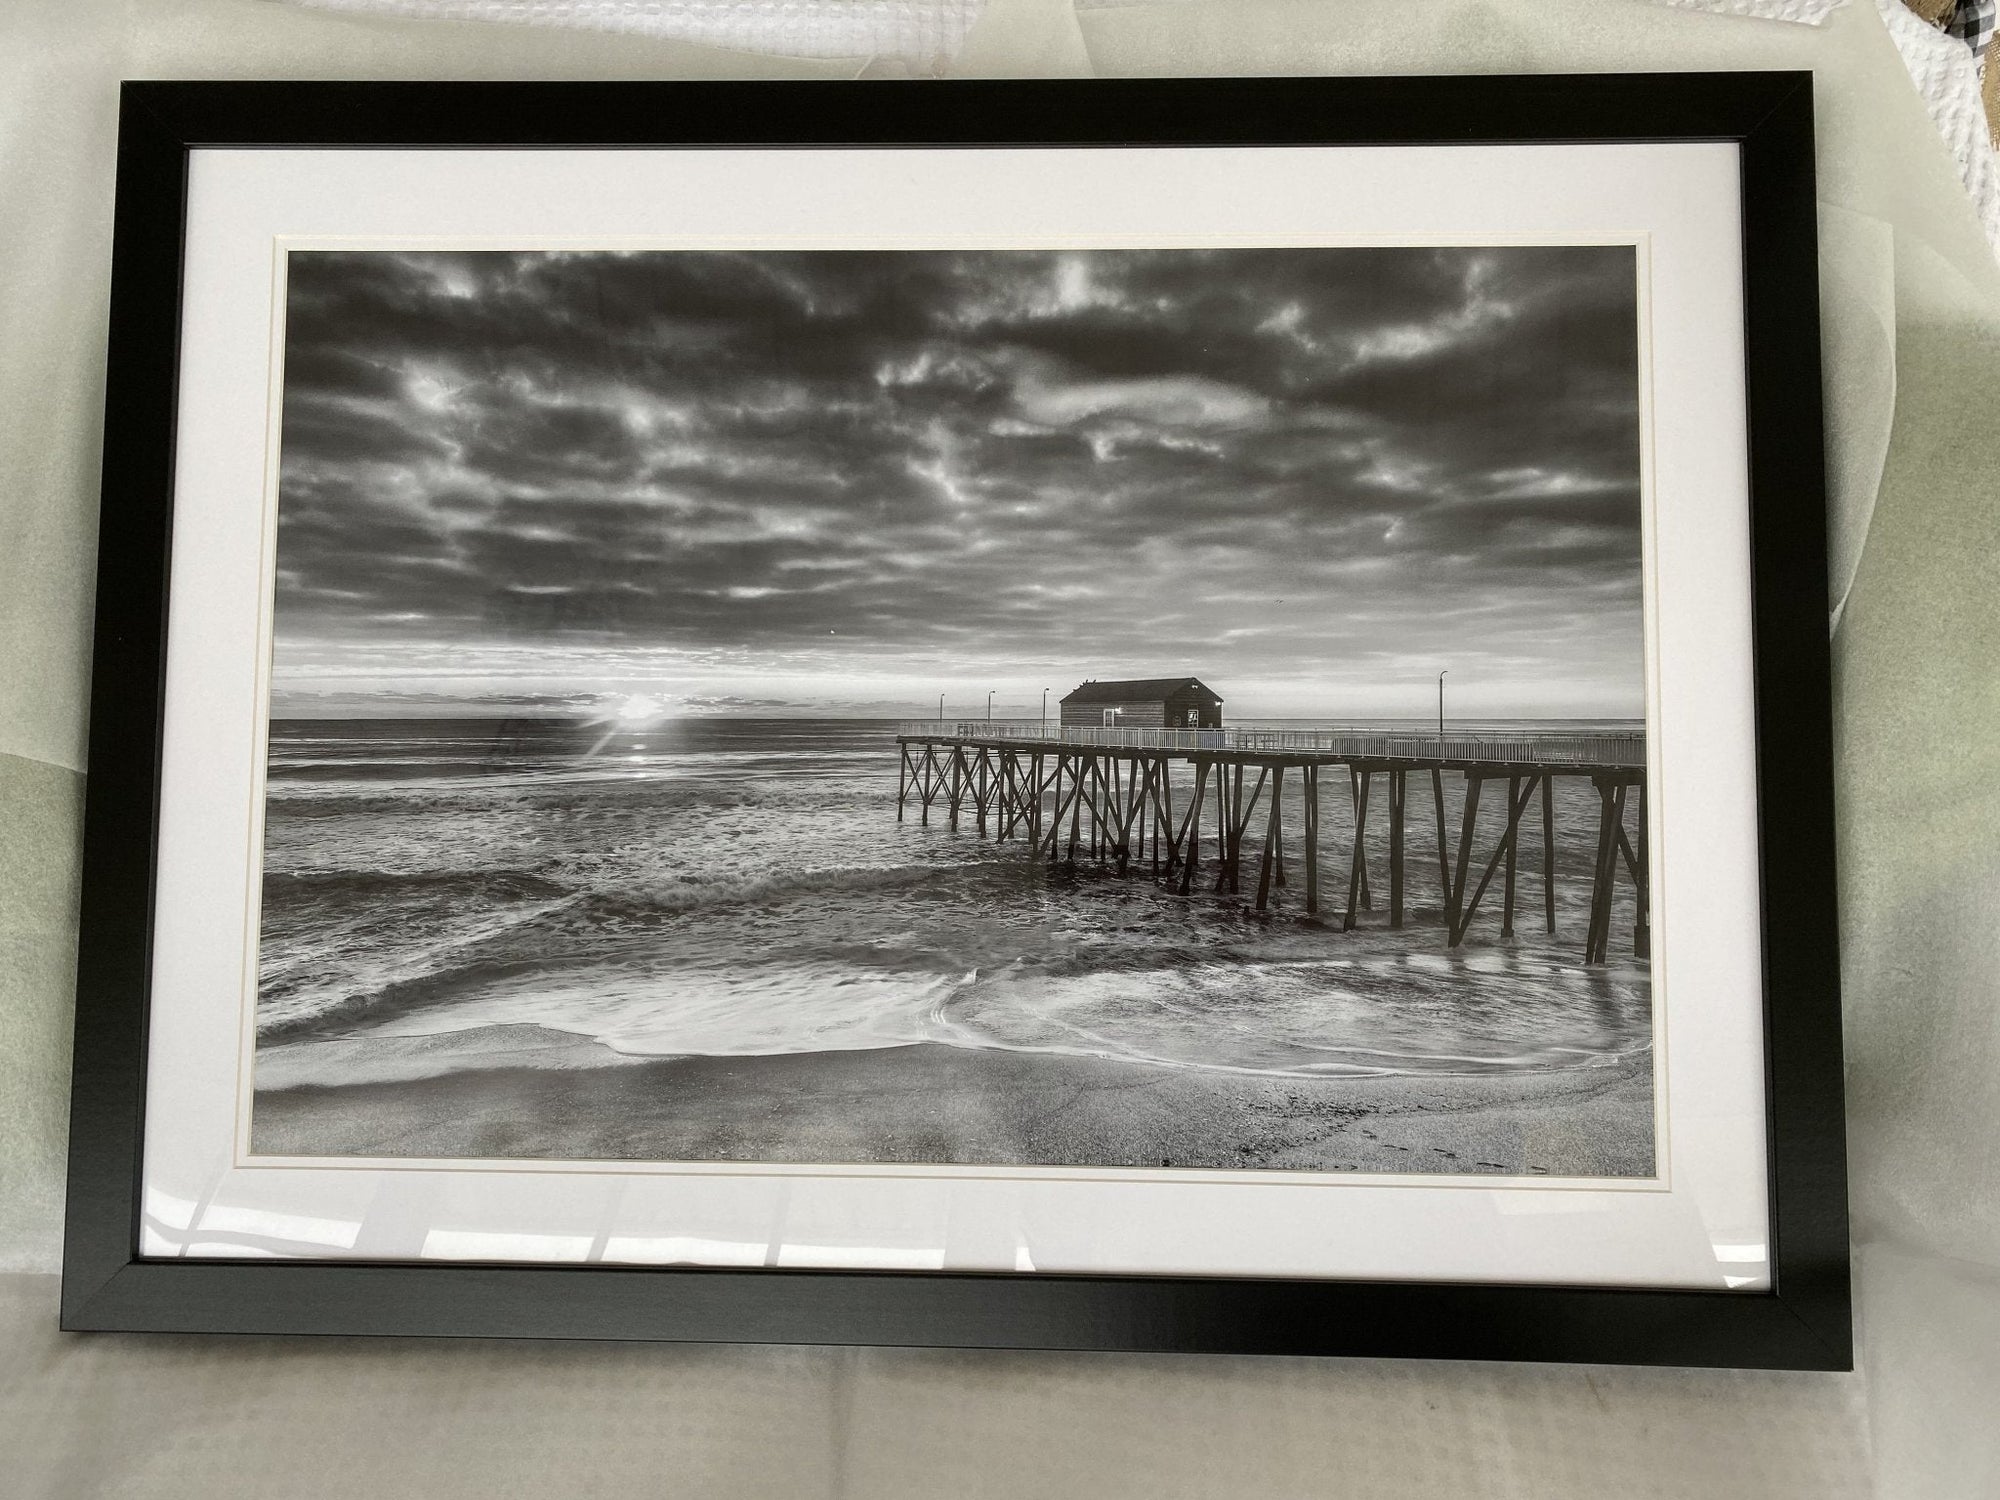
[255,717,1654,1082]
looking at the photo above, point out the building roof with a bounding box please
[1060,677,1222,706]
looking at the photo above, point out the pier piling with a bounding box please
[1388,769,1407,928]
[1541,775,1556,934]
[1345,768,1373,932]
[1255,764,1286,911]
[896,722,1646,964]
[1304,765,1321,916]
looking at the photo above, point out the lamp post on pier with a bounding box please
[938,693,944,722]
[987,690,995,723]
[1042,687,1049,727]
[1438,670,1448,738]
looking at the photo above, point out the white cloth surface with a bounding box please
[0,1270,1877,1500]
[287,0,985,65]
[1817,203,1898,630]
[4,0,1999,1496]
[270,0,2000,250]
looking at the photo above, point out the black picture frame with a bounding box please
[61,73,1850,1369]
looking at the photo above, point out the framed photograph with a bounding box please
[62,74,1849,1368]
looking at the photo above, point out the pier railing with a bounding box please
[896,720,1646,769]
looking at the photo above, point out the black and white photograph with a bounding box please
[250,242,1655,1178]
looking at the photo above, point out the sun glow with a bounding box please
[580,692,674,756]
[611,694,665,724]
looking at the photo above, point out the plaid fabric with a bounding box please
[1948,0,1998,56]
[1986,35,2000,151]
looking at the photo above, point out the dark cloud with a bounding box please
[272,246,1643,716]
[683,695,812,710]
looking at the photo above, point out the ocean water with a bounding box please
[255,716,1653,1086]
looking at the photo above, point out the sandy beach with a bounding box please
[251,1024,1655,1177]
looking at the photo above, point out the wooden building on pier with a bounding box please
[1060,676,1223,730]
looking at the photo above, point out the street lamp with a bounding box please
[1041,687,1050,725]
[987,690,995,722]
[1437,670,1448,738]
[938,692,944,722]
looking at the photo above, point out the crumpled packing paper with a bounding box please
[1662,0,1848,20]
[1872,0,2000,247]
[4,0,1999,1496]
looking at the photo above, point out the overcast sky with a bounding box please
[271,245,1643,720]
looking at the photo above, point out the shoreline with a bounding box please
[251,1025,1656,1178]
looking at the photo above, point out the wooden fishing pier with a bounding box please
[895,722,1649,964]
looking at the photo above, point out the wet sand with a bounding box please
[251,1025,1655,1178]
